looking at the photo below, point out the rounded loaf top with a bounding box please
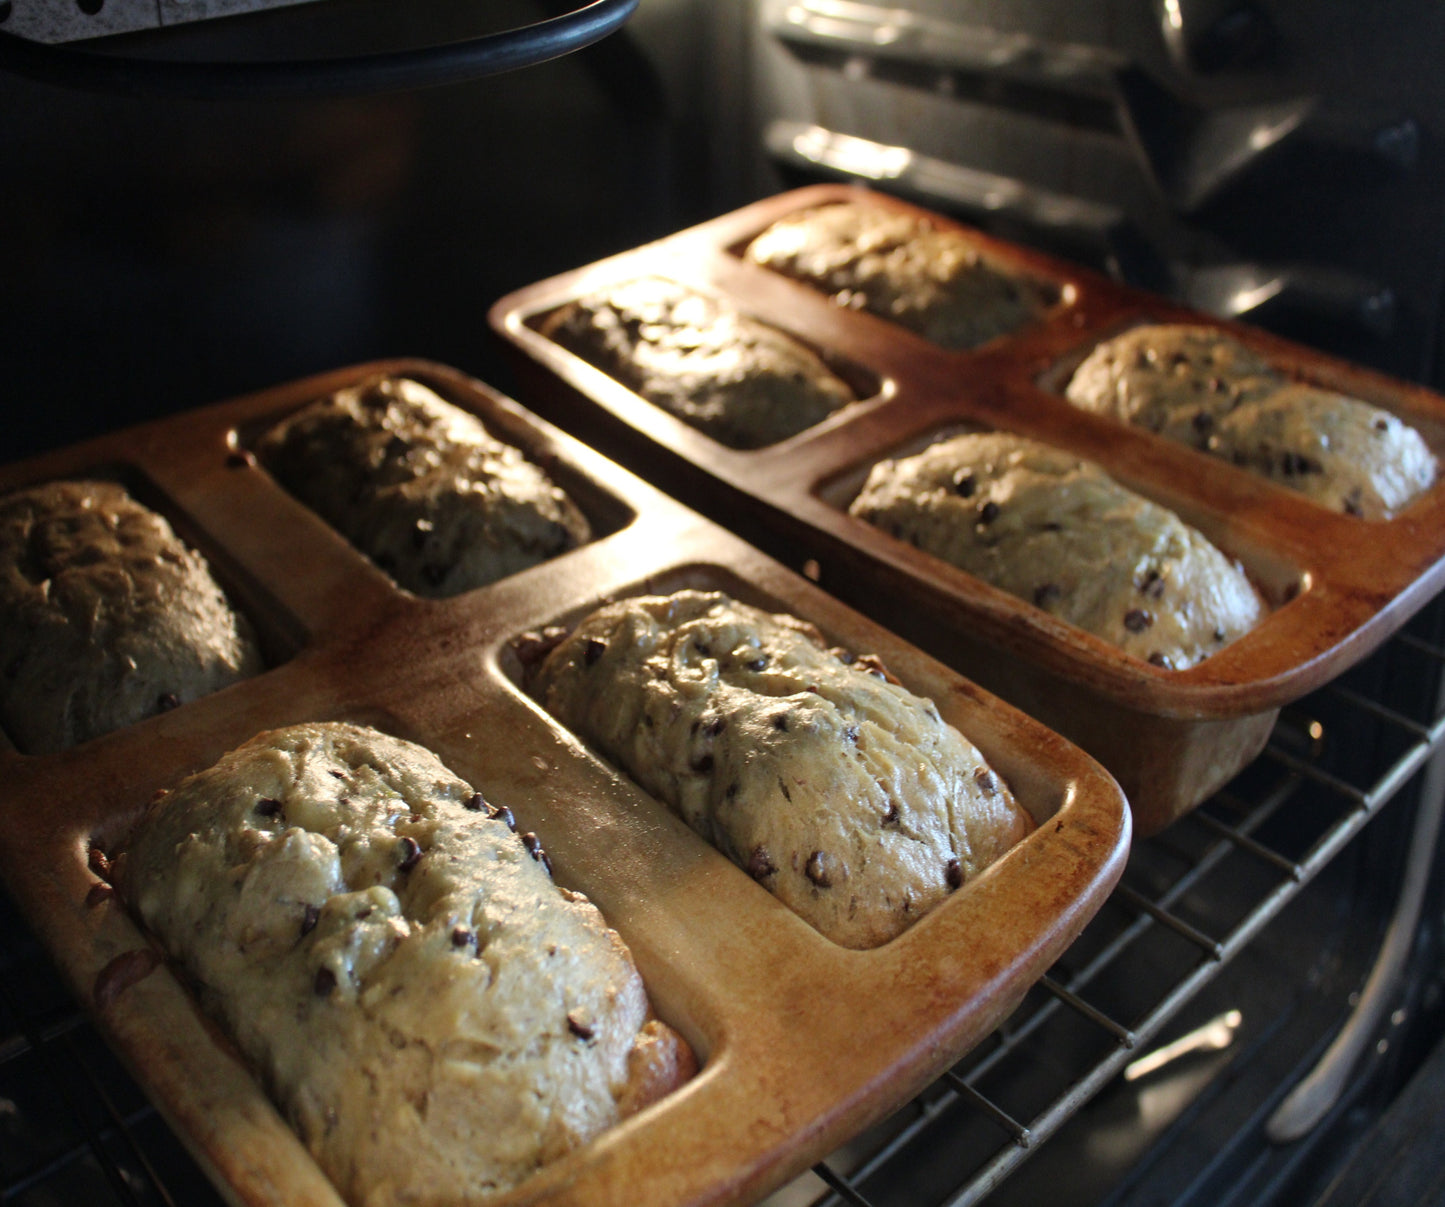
[0,478,262,754]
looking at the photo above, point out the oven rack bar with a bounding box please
[787,622,1445,1207]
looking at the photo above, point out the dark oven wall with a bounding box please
[739,0,1445,389]
[0,0,750,462]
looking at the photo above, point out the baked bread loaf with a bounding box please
[0,480,262,755]
[113,722,693,1206]
[540,276,856,449]
[848,433,1265,668]
[530,590,1033,949]
[743,201,1047,350]
[1063,324,1437,519]
[256,375,591,597]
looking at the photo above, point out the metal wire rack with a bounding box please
[2,601,1444,1207]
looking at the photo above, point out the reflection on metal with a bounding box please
[1182,263,1395,339]
[769,0,1121,90]
[765,120,1127,248]
[1124,1010,1243,1083]
[1266,712,1445,1142]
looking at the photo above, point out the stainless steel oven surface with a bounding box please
[3,2,1445,1205]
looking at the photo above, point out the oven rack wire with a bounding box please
[2,600,1444,1207]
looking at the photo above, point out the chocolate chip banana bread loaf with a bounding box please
[113,722,693,1206]
[0,480,262,755]
[540,276,856,449]
[848,433,1265,669]
[530,590,1033,949]
[743,201,1048,351]
[1063,324,1437,519]
[256,375,591,597]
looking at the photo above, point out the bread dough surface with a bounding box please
[542,276,855,449]
[116,721,688,1206]
[257,376,590,596]
[0,479,262,754]
[532,590,1033,949]
[744,202,1046,350]
[1064,324,1436,518]
[849,433,1265,668]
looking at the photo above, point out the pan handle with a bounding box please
[0,0,638,99]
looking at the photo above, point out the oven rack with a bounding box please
[1,600,1443,1207]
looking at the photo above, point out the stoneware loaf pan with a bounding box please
[491,184,1445,835]
[0,359,1129,1207]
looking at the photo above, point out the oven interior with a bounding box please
[3,2,1445,1205]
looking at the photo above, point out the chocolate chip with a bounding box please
[156,692,181,712]
[953,471,977,498]
[495,805,516,832]
[773,714,790,732]
[834,649,857,665]
[396,837,422,872]
[747,845,776,880]
[777,779,792,802]
[945,858,964,890]
[1033,582,1062,607]
[974,767,998,795]
[1124,609,1154,633]
[329,770,346,780]
[1213,627,1227,642]
[521,832,552,876]
[746,656,769,672]
[691,754,714,774]
[1375,417,1391,432]
[567,1011,595,1041]
[314,967,337,996]
[583,637,605,666]
[255,798,283,817]
[463,792,486,812]
[804,850,832,887]
[301,904,321,935]
[451,926,474,949]
[1148,651,1173,668]
[977,500,1000,525]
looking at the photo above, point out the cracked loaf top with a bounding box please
[113,721,694,1206]
[530,590,1033,950]
[0,479,262,754]
[1064,323,1436,519]
[257,375,591,597]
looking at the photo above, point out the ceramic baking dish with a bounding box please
[490,183,1445,835]
[0,360,1128,1207]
